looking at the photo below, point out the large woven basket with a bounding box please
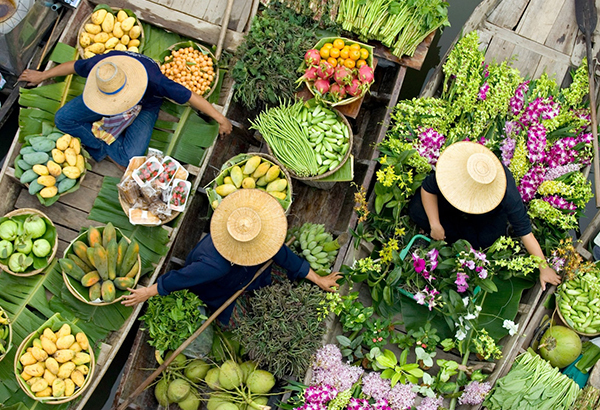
[0,305,12,363]
[0,208,58,277]
[555,298,600,337]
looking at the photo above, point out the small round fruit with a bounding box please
[356,59,367,68]
[344,59,356,69]
[340,47,350,59]
[359,48,369,60]
[337,57,345,66]
[319,47,330,59]
[349,43,361,51]
[327,57,337,67]
[333,38,345,49]
[323,42,333,49]
[349,49,361,61]
[329,47,340,58]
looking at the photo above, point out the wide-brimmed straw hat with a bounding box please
[82,55,148,116]
[210,189,288,266]
[435,141,506,214]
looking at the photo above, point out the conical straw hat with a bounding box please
[210,189,287,266]
[435,141,506,214]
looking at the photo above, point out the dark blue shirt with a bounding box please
[73,51,192,111]
[156,234,311,324]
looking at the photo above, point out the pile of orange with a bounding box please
[319,39,369,69]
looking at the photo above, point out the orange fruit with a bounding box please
[329,47,340,58]
[340,47,350,59]
[349,49,361,61]
[323,42,334,49]
[350,44,361,51]
[333,39,345,49]
[356,59,367,68]
[319,47,330,59]
[327,57,338,67]
[337,57,345,66]
[344,59,356,69]
[359,48,369,60]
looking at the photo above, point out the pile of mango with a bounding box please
[80,8,142,58]
[16,131,86,200]
[18,323,91,399]
[212,156,288,208]
[59,223,140,304]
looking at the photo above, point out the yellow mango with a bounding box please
[47,160,62,177]
[88,42,106,54]
[256,176,268,186]
[72,352,91,365]
[37,175,56,187]
[70,370,85,387]
[94,32,110,44]
[40,186,58,199]
[264,165,281,183]
[24,363,45,377]
[62,166,81,180]
[84,23,101,34]
[105,37,119,49]
[84,50,96,59]
[57,361,76,379]
[121,16,135,31]
[114,43,127,51]
[128,39,140,48]
[33,338,43,350]
[101,12,114,33]
[76,155,85,174]
[79,32,92,48]
[269,191,287,200]
[68,137,81,154]
[230,166,243,188]
[127,46,139,53]
[252,162,270,179]
[21,371,33,381]
[20,351,37,366]
[54,349,75,363]
[43,328,57,342]
[116,9,128,22]
[56,134,72,151]
[91,9,107,25]
[32,164,49,176]
[41,336,57,355]
[64,378,75,397]
[27,376,42,386]
[242,177,256,189]
[31,346,48,362]
[129,25,141,39]
[266,178,288,192]
[52,378,66,398]
[224,176,233,185]
[76,365,89,375]
[70,342,82,353]
[243,156,262,175]
[112,21,124,38]
[215,184,237,197]
[31,378,49,393]
[43,369,57,385]
[45,357,59,375]
[120,34,130,46]
[64,148,77,166]
[35,386,53,397]
[75,332,89,351]
[57,324,71,338]
[56,335,75,350]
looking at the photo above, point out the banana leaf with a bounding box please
[47,41,78,64]
[87,176,171,274]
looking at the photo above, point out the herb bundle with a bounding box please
[233,280,328,378]
[139,290,207,353]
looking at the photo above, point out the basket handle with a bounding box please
[399,234,432,260]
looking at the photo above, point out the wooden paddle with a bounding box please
[575,0,600,207]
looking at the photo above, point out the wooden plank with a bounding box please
[544,0,579,54]
[54,223,80,244]
[484,36,516,64]
[372,30,436,70]
[232,0,252,32]
[509,45,542,78]
[516,0,565,44]
[56,185,98,214]
[80,171,105,191]
[487,0,529,29]
[89,159,124,179]
[533,54,570,81]
[15,190,91,229]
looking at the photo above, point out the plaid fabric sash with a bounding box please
[91,105,141,145]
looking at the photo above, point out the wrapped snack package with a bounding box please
[156,156,181,189]
[129,208,161,225]
[169,179,191,212]
[117,176,141,206]
[140,184,160,202]
[149,201,172,221]
[174,166,189,181]
[147,148,164,162]
[125,156,146,178]
[132,157,164,187]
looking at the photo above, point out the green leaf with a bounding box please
[391,372,401,387]
[48,42,77,64]
[336,335,352,346]
[376,355,396,369]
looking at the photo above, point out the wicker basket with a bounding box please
[14,326,95,404]
[0,305,12,363]
[62,226,141,306]
[555,298,600,337]
[77,7,144,59]
[0,208,58,277]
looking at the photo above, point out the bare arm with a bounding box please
[305,269,341,292]
[18,61,77,86]
[421,189,445,240]
[121,283,159,307]
[188,92,232,136]
[520,232,561,290]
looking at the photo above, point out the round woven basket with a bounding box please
[0,305,12,363]
[555,301,600,337]
[77,7,145,59]
[0,208,58,277]
[62,226,141,306]
[265,107,353,181]
[14,328,96,404]
[161,41,220,100]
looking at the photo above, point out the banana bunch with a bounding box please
[287,223,340,276]
[0,308,10,355]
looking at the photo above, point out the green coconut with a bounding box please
[184,359,211,382]
[165,351,187,369]
[207,393,233,410]
[167,378,191,403]
[538,325,582,368]
[246,370,275,394]
[154,377,170,407]
[215,403,239,410]
[178,393,201,410]
[205,368,221,390]
[253,397,269,406]
[239,361,257,383]
[219,360,243,390]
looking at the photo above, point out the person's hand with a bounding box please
[121,287,152,307]
[430,223,445,241]
[218,118,233,136]
[18,69,46,86]
[540,266,561,291]
[316,272,342,292]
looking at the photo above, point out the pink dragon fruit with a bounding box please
[299,66,318,82]
[314,78,330,95]
[357,65,375,85]
[329,83,347,101]
[304,49,321,67]
[333,66,353,86]
[316,61,335,80]
[345,78,363,97]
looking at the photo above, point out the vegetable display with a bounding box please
[570,385,600,410]
[287,223,340,275]
[0,211,57,275]
[79,5,142,58]
[0,306,11,360]
[160,44,217,97]
[250,100,351,177]
[484,349,580,409]
[557,267,600,335]
[60,223,141,304]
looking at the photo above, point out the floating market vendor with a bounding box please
[18,51,233,167]
[408,141,561,290]
[122,189,341,325]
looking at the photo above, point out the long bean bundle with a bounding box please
[250,100,319,177]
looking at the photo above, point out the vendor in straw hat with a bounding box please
[122,189,341,325]
[18,51,232,167]
[408,141,561,290]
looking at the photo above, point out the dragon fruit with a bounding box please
[314,79,330,95]
[316,61,335,80]
[329,83,347,100]
[333,65,353,86]
[345,78,363,97]
[358,65,375,85]
[305,49,321,67]
[299,66,318,82]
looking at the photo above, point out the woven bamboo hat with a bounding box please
[82,55,148,116]
[435,141,506,214]
[210,189,287,266]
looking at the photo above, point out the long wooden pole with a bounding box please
[117,238,294,410]
[215,0,235,60]
[585,41,600,207]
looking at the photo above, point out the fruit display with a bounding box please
[287,223,340,276]
[60,223,141,305]
[299,37,375,106]
[117,154,190,225]
[557,268,600,335]
[14,316,94,402]
[13,125,89,205]
[206,153,292,212]
[78,5,143,58]
[0,306,12,362]
[0,209,57,276]
[159,42,218,98]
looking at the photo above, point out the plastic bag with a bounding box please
[182,306,214,359]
